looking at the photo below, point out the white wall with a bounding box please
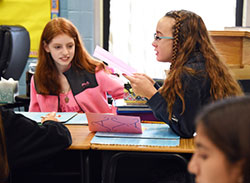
[94,0,103,48]
[243,0,250,26]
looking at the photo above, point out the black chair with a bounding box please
[238,79,250,94]
[0,25,30,110]
[0,25,30,80]
[103,151,192,183]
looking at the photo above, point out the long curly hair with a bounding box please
[35,17,104,95]
[159,10,243,119]
[0,113,9,182]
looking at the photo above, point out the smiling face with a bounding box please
[44,34,75,72]
[188,124,243,183]
[152,16,175,62]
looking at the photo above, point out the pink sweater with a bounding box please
[29,68,124,113]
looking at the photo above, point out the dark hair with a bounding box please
[0,113,9,182]
[159,10,243,119]
[195,96,250,183]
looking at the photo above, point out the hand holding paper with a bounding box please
[122,73,157,99]
[93,46,136,76]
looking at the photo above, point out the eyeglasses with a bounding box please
[154,33,174,41]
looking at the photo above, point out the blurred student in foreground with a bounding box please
[188,96,250,183]
[124,10,243,138]
[0,109,72,183]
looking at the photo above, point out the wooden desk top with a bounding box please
[66,125,94,150]
[209,30,250,38]
[65,124,194,153]
[91,138,194,153]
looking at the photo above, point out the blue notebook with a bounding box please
[91,136,180,147]
[15,112,78,124]
[91,123,180,147]
[64,113,88,125]
[95,123,179,139]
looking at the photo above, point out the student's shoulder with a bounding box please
[0,107,15,120]
[0,108,31,130]
[95,67,112,77]
[185,52,206,71]
[182,56,208,83]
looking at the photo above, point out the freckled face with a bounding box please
[188,124,243,183]
[44,34,75,72]
[152,16,175,62]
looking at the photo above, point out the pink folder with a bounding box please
[86,113,142,134]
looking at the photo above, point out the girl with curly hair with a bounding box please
[124,10,243,138]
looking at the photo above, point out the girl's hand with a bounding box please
[132,73,156,85]
[123,73,157,99]
[41,112,59,123]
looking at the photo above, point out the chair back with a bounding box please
[0,25,30,80]
[104,151,192,183]
[238,79,250,94]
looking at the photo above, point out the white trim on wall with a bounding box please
[94,0,103,48]
[243,0,250,26]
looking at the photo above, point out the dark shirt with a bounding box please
[147,52,211,138]
[1,108,72,170]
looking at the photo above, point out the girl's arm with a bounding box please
[28,76,41,112]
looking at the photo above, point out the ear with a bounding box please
[233,159,244,182]
[43,41,50,53]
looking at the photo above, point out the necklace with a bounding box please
[60,74,71,103]
[62,89,70,103]
[65,95,69,103]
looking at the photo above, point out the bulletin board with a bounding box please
[0,0,53,57]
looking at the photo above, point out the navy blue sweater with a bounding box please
[147,53,211,138]
[1,108,72,170]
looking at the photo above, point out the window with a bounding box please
[108,0,237,78]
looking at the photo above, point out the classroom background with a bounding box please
[0,0,250,104]
[1,1,250,183]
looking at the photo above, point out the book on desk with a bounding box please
[114,99,160,121]
[91,123,180,147]
[14,112,88,125]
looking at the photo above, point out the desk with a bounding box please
[64,125,95,183]
[66,125,95,150]
[91,138,194,153]
[66,123,194,183]
[12,124,194,183]
[209,31,250,81]
[209,30,250,68]
[65,124,195,153]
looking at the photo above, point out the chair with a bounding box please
[10,150,90,183]
[0,25,30,80]
[103,151,192,183]
[0,25,30,110]
[238,79,250,94]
